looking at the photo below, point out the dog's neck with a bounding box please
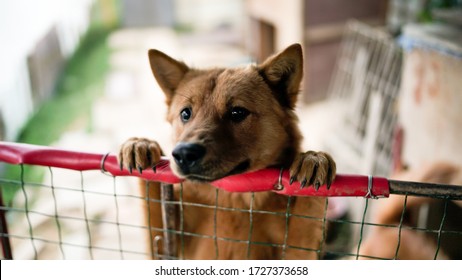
[274,111,303,169]
[273,146,299,169]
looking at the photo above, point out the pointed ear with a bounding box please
[257,44,303,108]
[148,49,189,104]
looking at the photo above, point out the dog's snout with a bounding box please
[172,143,206,173]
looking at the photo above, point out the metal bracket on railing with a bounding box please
[365,175,378,199]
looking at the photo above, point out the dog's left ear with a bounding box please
[257,44,303,108]
[148,49,189,105]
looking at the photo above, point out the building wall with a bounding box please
[0,0,94,141]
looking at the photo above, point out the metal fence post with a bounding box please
[160,183,177,259]
[0,188,13,259]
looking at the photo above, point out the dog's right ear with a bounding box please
[257,44,303,109]
[148,49,189,104]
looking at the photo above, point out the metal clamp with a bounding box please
[273,168,285,191]
[100,152,111,175]
[153,235,163,259]
[365,175,378,199]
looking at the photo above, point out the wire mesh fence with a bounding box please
[326,20,403,177]
[0,166,148,259]
[1,142,461,260]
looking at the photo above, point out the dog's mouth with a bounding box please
[226,159,250,177]
[181,159,250,182]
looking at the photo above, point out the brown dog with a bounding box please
[118,44,336,259]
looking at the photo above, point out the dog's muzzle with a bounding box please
[172,142,206,175]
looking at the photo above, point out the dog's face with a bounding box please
[148,44,304,181]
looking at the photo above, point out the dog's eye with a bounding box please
[229,107,250,123]
[180,108,192,122]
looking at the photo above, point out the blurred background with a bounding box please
[1,0,462,171]
[1,0,462,259]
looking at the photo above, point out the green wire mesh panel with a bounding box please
[1,163,461,260]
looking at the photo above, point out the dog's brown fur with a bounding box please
[119,44,336,259]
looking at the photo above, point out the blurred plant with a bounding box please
[1,0,121,205]
[419,0,462,22]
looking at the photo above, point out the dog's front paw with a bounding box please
[118,137,163,174]
[289,151,336,190]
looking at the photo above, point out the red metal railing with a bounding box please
[2,141,462,199]
[0,141,390,198]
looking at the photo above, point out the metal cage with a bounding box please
[1,142,461,260]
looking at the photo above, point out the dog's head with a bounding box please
[148,44,304,181]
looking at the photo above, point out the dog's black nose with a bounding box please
[172,143,206,173]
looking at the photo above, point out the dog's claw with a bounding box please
[137,166,143,174]
[152,165,157,173]
[300,179,307,189]
[119,161,124,171]
[128,166,133,174]
[289,176,295,185]
[314,181,321,191]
